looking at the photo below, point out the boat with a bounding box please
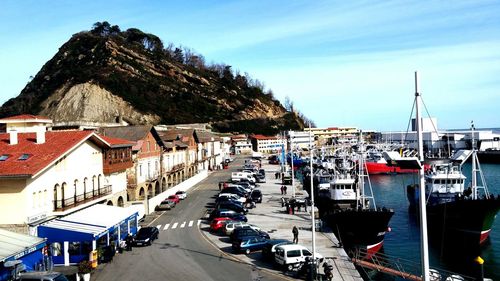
[386,73,500,259]
[406,130,500,255]
[365,148,429,174]
[305,141,394,255]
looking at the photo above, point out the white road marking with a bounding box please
[156,224,161,229]
[180,222,186,228]
[163,224,170,230]
[172,222,178,229]
[198,220,201,226]
[188,220,194,227]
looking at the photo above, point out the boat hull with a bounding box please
[407,185,500,255]
[323,206,394,255]
[365,162,420,174]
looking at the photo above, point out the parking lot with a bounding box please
[200,159,363,281]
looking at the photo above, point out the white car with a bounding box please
[175,191,187,200]
[274,244,323,271]
[224,222,260,236]
[218,193,246,204]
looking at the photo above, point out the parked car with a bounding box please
[230,227,270,243]
[274,244,323,271]
[134,226,159,246]
[255,174,266,183]
[221,186,247,197]
[250,189,263,203]
[261,239,293,261]
[17,271,69,281]
[232,236,269,254]
[156,199,176,210]
[175,190,187,200]
[167,194,180,204]
[210,217,235,233]
[216,201,248,214]
[209,209,247,222]
[217,193,246,204]
[224,222,260,236]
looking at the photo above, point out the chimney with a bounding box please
[9,130,18,145]
[36,129,45,144]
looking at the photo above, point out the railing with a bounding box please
[53,185,112,211]
[351,248,475,281]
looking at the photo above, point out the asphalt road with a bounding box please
[92,157,284,281]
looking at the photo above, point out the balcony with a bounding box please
[53,185,112,211]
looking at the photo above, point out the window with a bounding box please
[68,242,80,255]
[51,242,62,256]
[288,250,301,257]
[0,154,8,161]
[18,154,30,160]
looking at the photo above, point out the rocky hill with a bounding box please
[0,22,306,134]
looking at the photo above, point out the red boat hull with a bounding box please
[365,162,420,174]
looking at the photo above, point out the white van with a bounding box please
[231,172,255,183]
[274,244,323,270]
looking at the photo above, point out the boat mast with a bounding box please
[358,131,365,210]
[471,122,478,200]
[415,71,430,281]
[470,121,490,200]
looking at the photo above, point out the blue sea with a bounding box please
[370,163,500,280]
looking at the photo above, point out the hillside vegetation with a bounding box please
[0,22,310,134]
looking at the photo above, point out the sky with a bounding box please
[1,0,499,131]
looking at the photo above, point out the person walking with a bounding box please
[292,226,299,244]
[280,186,284,195]
[284,185,287,195]
[219,182,222,191]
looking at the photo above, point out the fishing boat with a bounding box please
[406,128,500,255]
[365,148,429,174]
[385,73,500,258]
[306,141,394,255]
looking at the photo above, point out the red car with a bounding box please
[210,217,234,233]
[167,194,180,204]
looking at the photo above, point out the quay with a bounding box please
[202,157,363,281]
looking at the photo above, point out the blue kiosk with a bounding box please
[0,229,47,281]
[38,204,138,266]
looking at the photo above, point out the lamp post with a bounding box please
[290,131,295,198]
[309,123,317,280]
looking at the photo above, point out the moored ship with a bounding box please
[305,144,394,255]
[406,131,500,256]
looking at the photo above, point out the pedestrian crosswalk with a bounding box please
[154,220,202,231]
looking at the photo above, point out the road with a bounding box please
[93,157,284,281]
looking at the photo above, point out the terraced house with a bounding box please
[0,115,133,235]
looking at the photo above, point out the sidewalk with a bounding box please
[202,161,363,281]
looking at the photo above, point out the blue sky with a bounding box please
[1,0,499,131]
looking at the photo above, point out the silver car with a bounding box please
[224,222,260,236]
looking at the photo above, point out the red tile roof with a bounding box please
[250,134,278,140]
[0,114,52,122]
[99,135,135,147]
[0,130,95,177]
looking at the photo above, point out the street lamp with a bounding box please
[290,131,295,198]
[309,123,317,280]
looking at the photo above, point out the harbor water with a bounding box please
[369,162,500,280]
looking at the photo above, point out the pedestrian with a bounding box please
[125,233,133,251]
[284,185,287,195]
[292,226,299,244]
[281,197,285,207]
[218,182,222,191]
[275,172,279,179]
[280,185,284,195]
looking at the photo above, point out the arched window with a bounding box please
[83,178,88,199]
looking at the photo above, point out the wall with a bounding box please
[146,170,208,214]
[0,179,27,225]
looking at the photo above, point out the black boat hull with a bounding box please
[323,206,394,255]
[407,185,500,256]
